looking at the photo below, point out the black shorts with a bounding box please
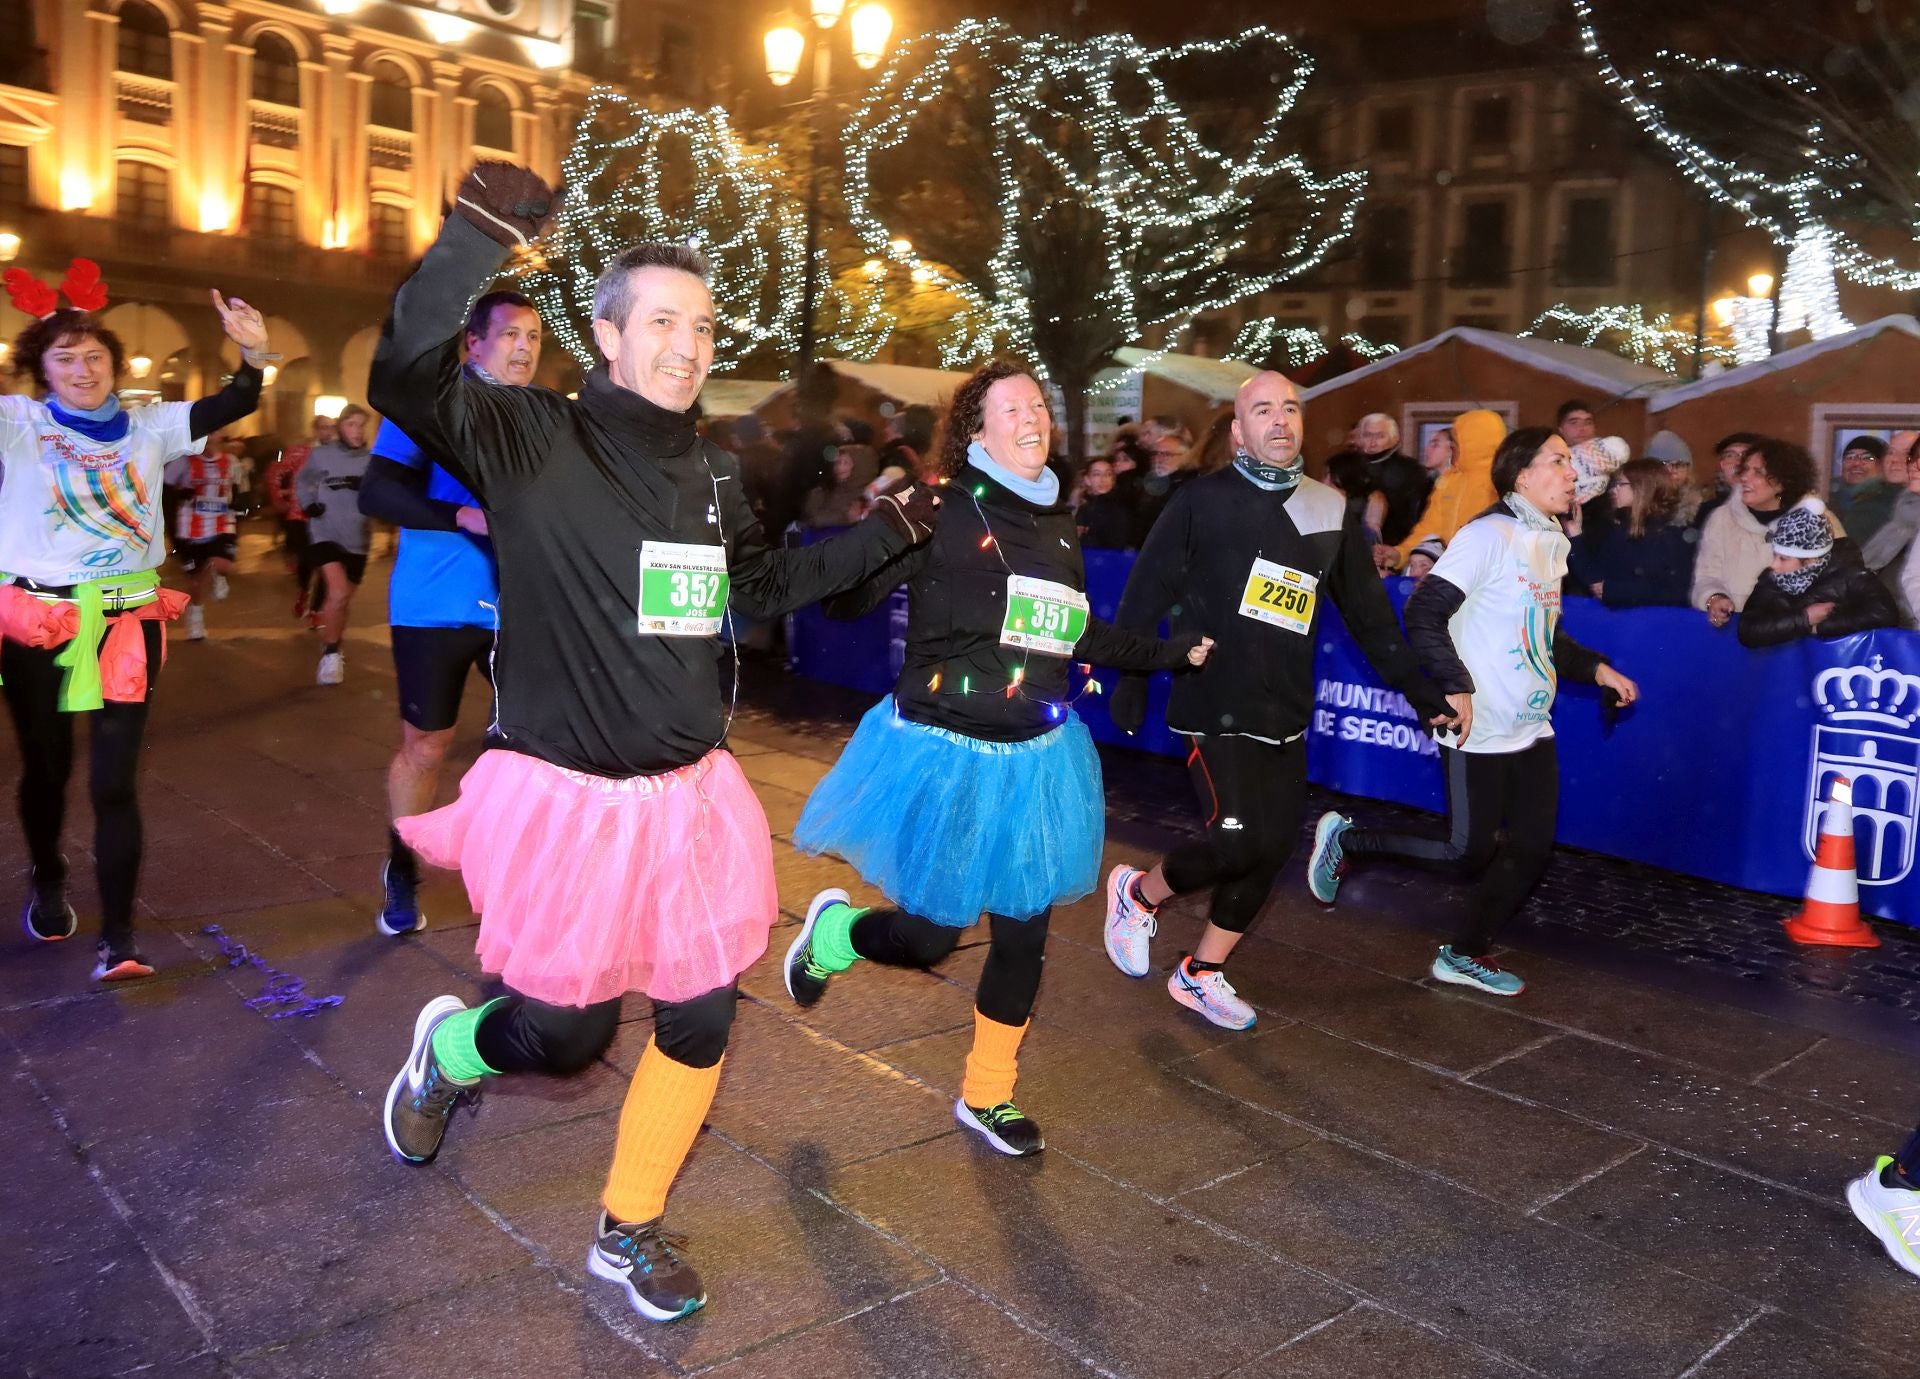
[390,624,495,731]
[307,542,368,585]
[176,534,237,570]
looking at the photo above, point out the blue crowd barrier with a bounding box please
[785,534,1919,926]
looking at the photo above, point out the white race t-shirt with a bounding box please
[1427,509,1569,755]
[0,395,196,584]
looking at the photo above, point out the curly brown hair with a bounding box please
[11,309,127,391]
[934,359,1050,478]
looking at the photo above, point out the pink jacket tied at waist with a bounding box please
[0,583,188,706]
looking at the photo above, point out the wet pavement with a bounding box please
[4,531,1919,1378]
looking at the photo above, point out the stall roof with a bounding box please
[698,377,784,417]
[1113,347,1259,402]
[1647,315,1920,414]
[756,360,975,411]
[1300,326,1673,403]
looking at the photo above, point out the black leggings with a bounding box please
[852,907,1051,1026]
[474,984,737,1075]
[1162,734,1309,933]
[1343,737,1559,958]
[2,624,162,947]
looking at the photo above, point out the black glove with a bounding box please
[869,484,941,544]
[304,501,325,519]
[454,161,561,248]
[1161,629,1207,670]
[1110,674,1149,735]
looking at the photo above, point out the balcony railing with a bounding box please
[116,73,172,125]
[249,103,300,150]
[13,207,407,293]
[368,129,412,172]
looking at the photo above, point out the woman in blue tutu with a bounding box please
[788,360,1212,1156]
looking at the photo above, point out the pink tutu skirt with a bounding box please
[398,748,777,1007]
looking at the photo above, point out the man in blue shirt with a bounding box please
[360,289,542,934]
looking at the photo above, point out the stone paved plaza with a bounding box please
[5,542,1919,1379]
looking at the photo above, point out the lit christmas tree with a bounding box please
[840,20,1365,458]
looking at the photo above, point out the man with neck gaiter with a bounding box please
[1101,371,1452,1029]
[367,162,938,1324]
[1307,428,1641,997]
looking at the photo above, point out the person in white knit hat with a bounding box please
[1737,496,1898,646]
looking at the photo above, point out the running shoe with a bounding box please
[383,994,476,1164]
[1847,1156,1920,1281]
[92,942,155,982]
[785,888,850,1007]
[316,651,345,686]
[1168,957,1256,1030]
[955,1098,1045,1156]
[1430,945,1525,997]
[1307,811,1352,904]
[376,860,425,937]
[21,865,76,942]
[1102,863,1157,978]
[183,604,206,642]
[588,1212,708,1322]
[212,574,229,602]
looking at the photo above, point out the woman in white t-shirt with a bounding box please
[1308,427,1641,997]
[0,277,270,982]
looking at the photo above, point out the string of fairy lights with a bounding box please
[1227,319,1398,371]
[836,19,1366,375]
[1519,304,1729,373]
[1572,0,1920,321]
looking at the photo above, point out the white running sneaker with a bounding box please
[317,651,345,685]
[1167,957,1256,1030]
[212,574,230,602]
[1102,863,1157,978]
[1847,1156,1920,1281]
[183,604,206,641]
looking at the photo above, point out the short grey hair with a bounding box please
[1359,412,1400,447]
[591,242,712,331]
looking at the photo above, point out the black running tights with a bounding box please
[474,984,738,1074]
[1342,738,1559,958]
[2,625,162,947]
[1161,734,1309,934]
[851,907,1051,1026]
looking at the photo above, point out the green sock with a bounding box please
[809,903,868,973]
[429,997,508,1084]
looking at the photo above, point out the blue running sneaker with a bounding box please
[1430,945,1525,997]
[1102,864,1157,978]
[1307,812,1351,904]
[1167,957,1256,1030]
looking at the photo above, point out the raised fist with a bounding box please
[454,161,561,248]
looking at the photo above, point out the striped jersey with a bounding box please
[169,451,238,541]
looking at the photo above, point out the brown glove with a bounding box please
[453,161,560,248]
[868,484,941,544]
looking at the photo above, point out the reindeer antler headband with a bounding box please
[4,259,109,319]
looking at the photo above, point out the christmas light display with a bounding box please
[1520,303,1728,372]
[1227,318,1398,371]
[838,20,1365,451]
[1572,0,1920,300]
[516,91,882,371]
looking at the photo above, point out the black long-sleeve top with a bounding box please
[825,465,1192,742]
[1737,544,1902,648]
[367,214,916,777]
[1116,468,1448,740]
[359,455,463,532]
[188,363,264,441]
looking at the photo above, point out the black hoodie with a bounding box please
[826,463,1194,741]
[368,214,916,777]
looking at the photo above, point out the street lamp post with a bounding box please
[764,1,891,374]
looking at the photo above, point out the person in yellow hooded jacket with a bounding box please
[1379,409,1506,571]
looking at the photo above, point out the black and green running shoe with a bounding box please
[956,1098,1045,1157]
[785,888,852,1008]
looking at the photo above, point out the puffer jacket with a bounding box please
[1737,543,1901,647]
[1389,408,1504,566]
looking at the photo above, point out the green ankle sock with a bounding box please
[809,903,868,974]
[429,997,508,1083]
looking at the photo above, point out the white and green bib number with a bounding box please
[1238,556,1318,635]
[637,541,729,637]
[1000,574,1089,658]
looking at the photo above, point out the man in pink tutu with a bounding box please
[366,162,939,1323]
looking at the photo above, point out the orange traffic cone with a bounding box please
[1783,776,1879,949]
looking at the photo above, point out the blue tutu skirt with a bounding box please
[793,698,1104,928]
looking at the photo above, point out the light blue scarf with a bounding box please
[967,441,1059,505]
